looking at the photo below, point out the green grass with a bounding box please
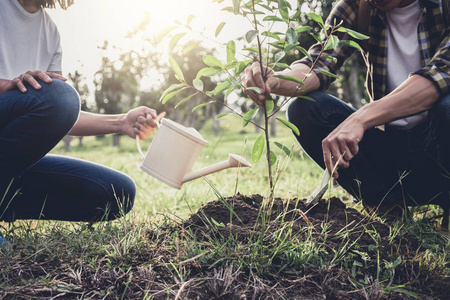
[1,116,448,299]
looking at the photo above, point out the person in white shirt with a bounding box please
[0,0,163,222]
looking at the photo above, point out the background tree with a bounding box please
[94,41,143,146]
[67,70,91,148]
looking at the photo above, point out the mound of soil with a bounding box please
[182,194,450,299]
[186,194,390,249]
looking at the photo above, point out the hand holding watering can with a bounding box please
[137,117,252,189]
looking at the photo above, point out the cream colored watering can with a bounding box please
[136,118,252,189]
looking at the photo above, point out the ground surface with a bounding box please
[1,194,449,299]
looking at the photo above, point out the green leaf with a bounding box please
[187,14,195,25]
[211,217,225,227]
[284,43,296,52]
[324,35,340,50]
[298,95,315,102]
[196,67,223,80]
[269,150,277,166]
[297,46,313,61]
[214,81,232,95]
[309,12,325,29]
[222,6,234,13]
[169,57,185,82]
[175,92,198,108]
[183,41,201,54]
[224,87,234,99]
[235,60,252,74]
[263,15,283,22]
[261,31,281,40]
[274,51,285,63]
[252,134,265,164]
[215,22,226,37]
[169,32,187,51]
[273,74,304,85]
[242,47,259,53]
[242,108,259,127]
[337,27,369,40]
[318,69,338,78]
[230,76,241,89]
[232,0,240,14]
[274,141,291,156]
[203,55,224,69]
[273,62,291,69]
[296,26,312,33]
[265,99,274,113]
[157,26,177,39]
[216,112,231,119]
[192,101,214,112]
[257,3,273,12]
[257,3,273,11]
[245,30,258,43]
[292,9,301,21]
[278,0,289,21]
[276,118,300,136]
[161,87,186,104]
[193,78,204,91]
[339,40,361,51]
[159,84,183,102]
[286,27,298,45]
[245,86,262,94]
[226,40,236,65]
[310,32,322,43]
[245,10,265,15]
[323,54,338,63]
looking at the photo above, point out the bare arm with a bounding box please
[323,75,439,178]
[242,62,321,106]
[69,107,165,140]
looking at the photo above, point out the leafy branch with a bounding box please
[160,0,368,195]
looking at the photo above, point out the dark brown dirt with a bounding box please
[182,194,450,299]
[1,195,449,299]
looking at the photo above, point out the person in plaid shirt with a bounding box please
[242,0,450,221]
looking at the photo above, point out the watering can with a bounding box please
[136,118,252,189]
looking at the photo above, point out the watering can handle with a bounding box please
[136,136,146,160]
[136,115,162,160]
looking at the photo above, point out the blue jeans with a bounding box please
[287,91,450,209]
[0,80,135,222]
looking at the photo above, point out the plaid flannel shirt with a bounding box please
[296,0,450,100]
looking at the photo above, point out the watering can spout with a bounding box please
[182,154,252,184]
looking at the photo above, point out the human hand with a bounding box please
[241,62,280,107]
[122,106,166,139]
[321,117,364,179]
[7,70,67,93]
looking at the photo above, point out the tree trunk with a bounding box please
[112,134,120,147]
[78,136,83,147]
[63,135,73,152]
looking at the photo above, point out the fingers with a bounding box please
[322,139,340,179]
[22,72,42,90]
[13,71,67,93]
[136,110,167,140]
[46,72,67,81]
[322,137,357,179]
[241,62,273,106]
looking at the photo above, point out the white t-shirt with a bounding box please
[385,0,428,129]
[0,0,62,80]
